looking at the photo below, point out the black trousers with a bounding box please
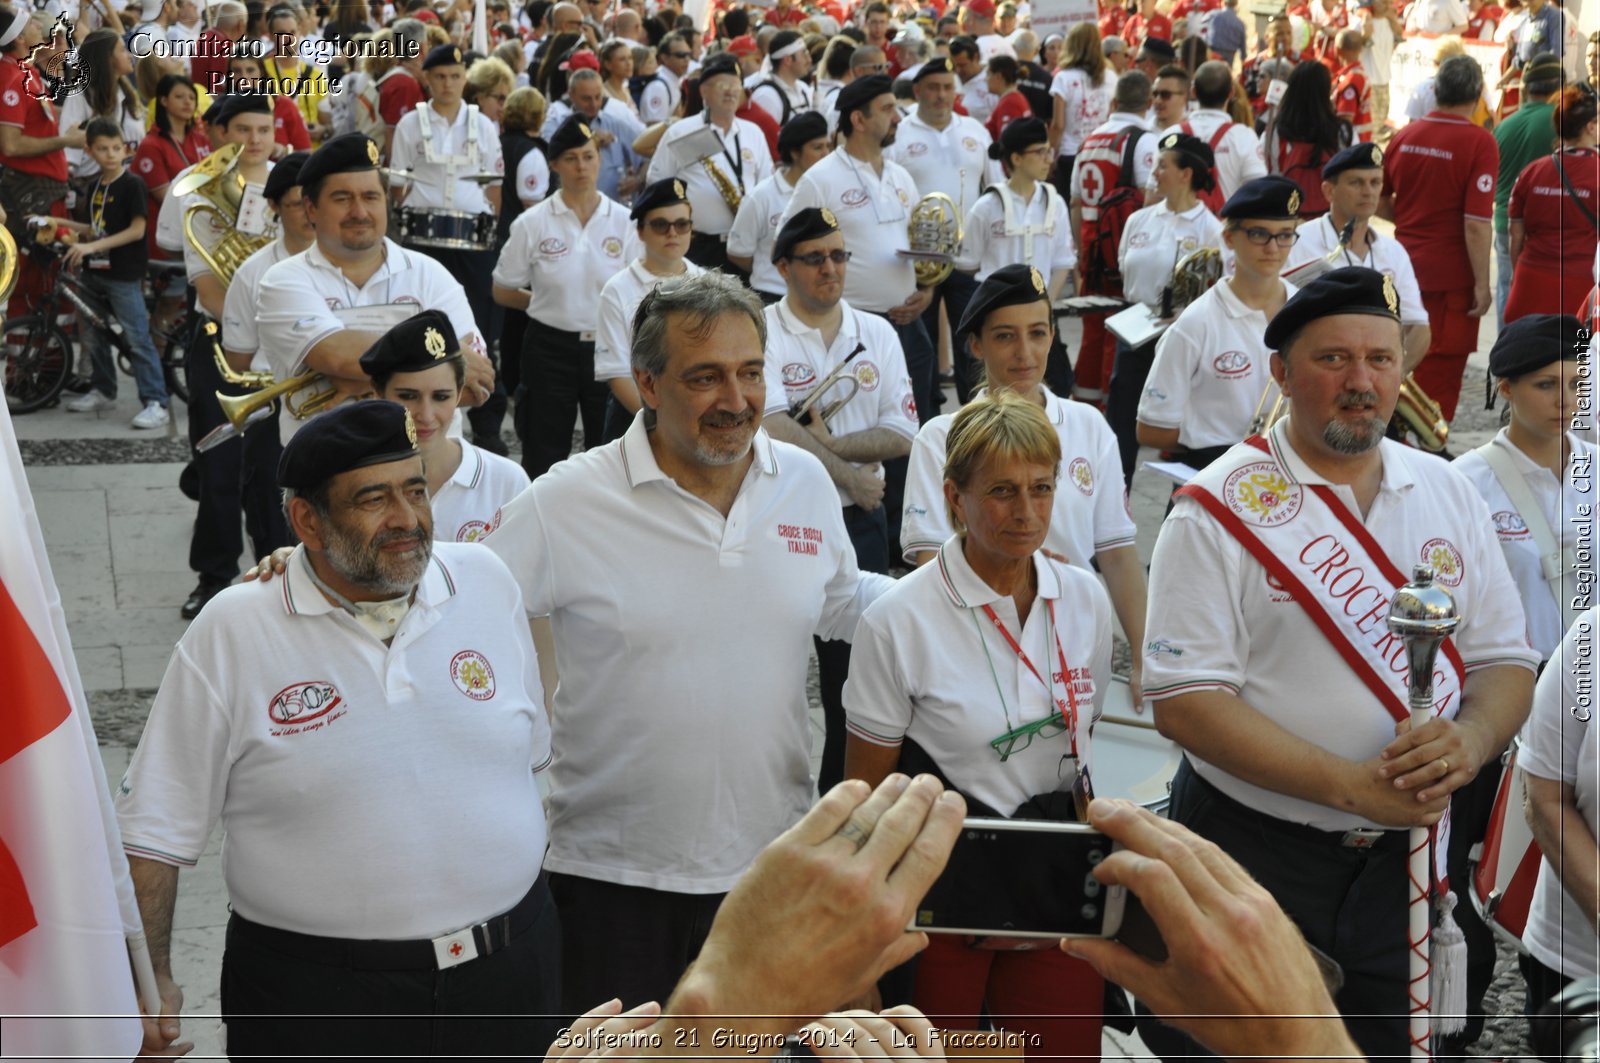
[920,269,980,405]
[815,503,892,794]
[520,319,607,480]
[687,231,730,272]
[240,416,294,556]
[549,873,724,1019]
[1138,760,1411,1061]
[410,240,508,443]
[184,322,269,586]
[1106,336,1157,489]
[221,878,562,1061]
[601,392,632,445]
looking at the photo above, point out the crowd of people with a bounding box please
[5,0,1595,1056]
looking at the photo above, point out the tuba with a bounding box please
[176,143,277,289]
[0,223,19,305]
[902,192,962,287]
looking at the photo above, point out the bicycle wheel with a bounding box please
[2,314,71,415]
[162,313,189,405]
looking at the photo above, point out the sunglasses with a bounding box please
[1152,88,1185,99]
[644,217,692,234]
[668,50,691,59]
[789,249,851,266]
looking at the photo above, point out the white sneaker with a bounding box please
[131,401,170,429]
[65,390,115,413]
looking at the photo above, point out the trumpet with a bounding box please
[202,320,274,390]
[790,343,867,428]
[1396,374,1450,452]
[196,371,342,452]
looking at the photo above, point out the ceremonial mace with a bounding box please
[1387,565,1461,1061]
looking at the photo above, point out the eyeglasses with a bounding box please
[645,217,692,234]
[1238,226,1300,247]
[1151,88,1185,99]
[1018,145,1051,158]
[483,92,507,102]
[859,62,890,71]
[789,249,852,266]
[668,50,691,59]
[990,714,1067,762]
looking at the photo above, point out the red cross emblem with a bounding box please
[449,942,464,957]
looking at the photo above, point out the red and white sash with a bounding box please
[1179,434,1464,883]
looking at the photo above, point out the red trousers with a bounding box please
[913,934,1104,1059]
[1415,288,1481,424]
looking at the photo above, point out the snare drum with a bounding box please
[1469,738,1541,951]
[397,208,496,252]
[1090,678,1180,814]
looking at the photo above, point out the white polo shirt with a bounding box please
[516,148,549,206]
[887,111,994,215]
[432,441,532,543]
[727,169,796,297]
[154,162,196,254]
[976,33,1017,61]
[783,147,920,314]
[902,385,1135,565]
[639,66,683,124]
[115,543,552,939]
[486,418,893,893]
[959,73,998,125]
[1152,108,1267,201]
[221,234,294,374]
[1138,277,1297,451]
[1118,200,1226,308]
[594,258,705,382]
[1453,430,1598,660]
[258,237,479,443]
[1521,614,1600,979]
[492,190,639,333]
[390,101,505,215]
[761,297,920,507]
[957,182,1077,280]
[645,113,774,237]
[1143,419,1540,832]
[844,539,1112,816]
[749,75,815,124]
[1283,217,1429,328]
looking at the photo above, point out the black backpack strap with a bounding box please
[755,79,793,125]
[1116,127,1145,190]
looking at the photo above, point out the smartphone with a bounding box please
[911,818,1127,940]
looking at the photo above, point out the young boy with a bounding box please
[984,55,1032,140]
[62,116,170,429]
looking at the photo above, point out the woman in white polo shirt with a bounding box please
[360,309,531,543]
[902,265,1147,702]
[843,386,1113,1059]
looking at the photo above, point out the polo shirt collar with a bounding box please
[1266,416,1418,495]
[1213,278,1267,320]
[618,413,781,489]
[972,385,1065,425]
[934,536,1066,609]
[549,190,617,221]
[280,544,458,618]
[774,297,865,341]
[306,237,412,280]
[445,440,484,490]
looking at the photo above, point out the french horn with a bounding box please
[902,192,962,287]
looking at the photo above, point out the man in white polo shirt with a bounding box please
[748,29,815,125]
[257,133,493,448]
[760,208,918,793]
[727,111,832,303]
[1282,142,1431,371]
[487,271,893,1018]
[117,400,558,1061]
[1151,60,1266,204]
[1138,267,1537,1060]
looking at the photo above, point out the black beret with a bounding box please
[834,73,894,118]
[547,113,596,159]
[698,52,741,82]
[1263,266,1400,350]
[771,206,841,263]
[1137,36,1176,60]
[1157,131,1215,183]
[1489,313,1589,379]
[298,132,381,190]
[630,176,690,220]
[954,263,1050,353]
[989,115,1047,160]
[1322,140,1384,180]
[777,110,829,158]
[358,309,462,381]
[277,400,420,491]
[263,150,311,202]
[913,55,954,82]
[423,42,466,68]
[206,93,272,127]
[1220,174,1303,220]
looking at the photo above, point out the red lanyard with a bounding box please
[979,599,1080,755]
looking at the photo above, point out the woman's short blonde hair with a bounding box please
[466,55,514,101]
[503,85,546,134]
[942,389,1061,533]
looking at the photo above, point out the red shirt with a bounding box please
[735,100,780,160]
[0,58,67,182]
[1172,0,1220,18]
[1121,11,1172,49]
[1509,148,1600,278]
[131,125,210,192]
[378,69,425,128]
[764,6,806,26]
[1465,5,1503,39]
[1383,112,1498,292]
[190,29,233,95]
[986,89,1032,140]
[272,95,310,150]
[1332,62,1373,141]
[1302,0,1347,68]
[1099,5,1128,38]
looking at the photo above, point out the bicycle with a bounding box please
[2,242,191,414]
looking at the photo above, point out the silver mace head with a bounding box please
[1387,564,1461,709]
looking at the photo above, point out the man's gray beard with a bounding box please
[1323,415,1388,455]
[322,516,433,596]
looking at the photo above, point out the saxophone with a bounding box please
[699,151,742,212]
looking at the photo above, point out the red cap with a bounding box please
[414,8,440,22]
[561,49,601,71]
[727,34,759,55]
[965,0,996,17]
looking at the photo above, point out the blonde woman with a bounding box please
[466,55,515,126]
